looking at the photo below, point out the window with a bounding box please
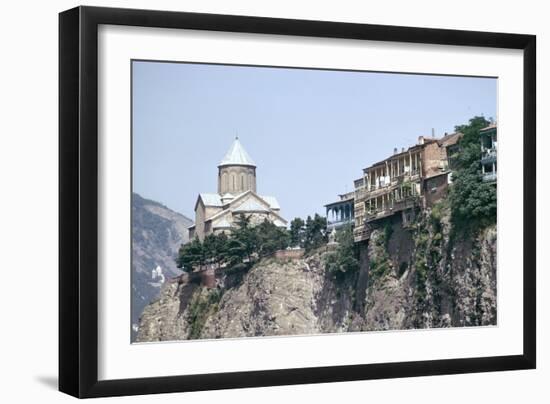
[222,173,228,191]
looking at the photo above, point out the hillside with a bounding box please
[131,192,193,340]
[136,204,496,342]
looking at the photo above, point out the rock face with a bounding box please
[131,193,193,341]
[137,252,358,342]
[360,211,497,331]
[136,206,496,342]
[135,280,200,342]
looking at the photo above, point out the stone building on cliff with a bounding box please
[188,137,287,240]
[351,132,462,242]
[325,191,355,232]
[480,124,497,183]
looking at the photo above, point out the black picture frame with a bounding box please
[59,5,536,398]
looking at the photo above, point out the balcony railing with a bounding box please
[482,172,497,183]
[355,188,368,200]
[327,217,354,226]
[364,197,419,222]
[481,148,497,164]
[353,226,371,242]
[356,173,421,198]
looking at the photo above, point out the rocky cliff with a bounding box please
[131,193,193,340]
[360,206,497,331]
[136,204,496,342]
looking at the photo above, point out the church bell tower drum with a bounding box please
[217,137,257,195]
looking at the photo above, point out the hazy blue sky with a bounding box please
[132,61,496,221]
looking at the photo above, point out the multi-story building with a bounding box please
[325,124,496,243]
[480,124,497,183]
[352,133,461,242]
[325,191,355,232]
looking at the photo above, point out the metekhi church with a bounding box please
[188,137,287,240]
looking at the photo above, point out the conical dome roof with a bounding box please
[218,137,256,167]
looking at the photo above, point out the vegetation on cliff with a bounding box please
[137,116,498,341]
[187,287,223,339]
[368,223,394,284]
[138,206,497,341]
[177,213,328,273]
[289,214,328,252]
[449,116,497,233]
[324,224,360,279]
[176,214,289,272]
[410,203,446,326]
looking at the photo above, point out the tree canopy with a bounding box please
[177,212,329,273]
[289,217,305,248]
[448,116,496,232]
[324,224,360,278]
[303,214,328,252]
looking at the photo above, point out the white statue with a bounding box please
[328,228,338,244]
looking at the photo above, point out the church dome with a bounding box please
[218,137,256,167]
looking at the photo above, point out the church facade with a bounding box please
[188,137,287,240]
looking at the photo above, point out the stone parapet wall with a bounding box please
[273,249,305,260]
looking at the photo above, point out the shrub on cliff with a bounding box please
[325,224,359,278]
[368,229,391,282]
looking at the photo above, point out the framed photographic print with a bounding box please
[59,6,536,398]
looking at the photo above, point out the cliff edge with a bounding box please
[136,205,496,342]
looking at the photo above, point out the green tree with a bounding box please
[231,214,259,262]
[448,116,496,231]
[289,217,305,247]
[176,237,205,272]
[202,234,217,265]
[256,219,290,257]
[225,237,248,267]
[202,233,229,268]
[324,224,360,278]
[303,214,328,252]
[212,232,229,267]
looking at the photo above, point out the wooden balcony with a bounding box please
[364,197,419,223]
[353,226,372,242]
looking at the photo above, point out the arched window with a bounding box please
[222,173,228,192]
[232,174,236,191]
[241,174,245,190]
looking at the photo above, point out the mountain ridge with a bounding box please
[131,192,193,341]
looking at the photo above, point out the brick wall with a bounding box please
[424,173,449,207]
[422,142,444,178]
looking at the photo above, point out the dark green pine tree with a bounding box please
[225,237,248,268]
[212,232,229,268]
[256,219,290,257]
[289,217,305,248]
[176,237,205,272]
[202,234,217,266]
[303,213,328,252]
[230,214,258,263]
